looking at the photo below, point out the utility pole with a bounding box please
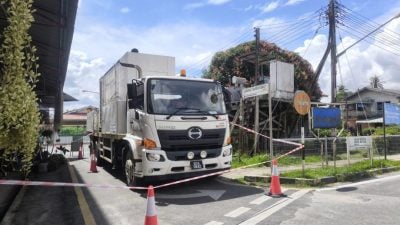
[253,27,260,153]
[329,0,337,103]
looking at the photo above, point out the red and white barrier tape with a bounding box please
[230,123,303,147]
[0,123,304,190]
[0,179,148,190]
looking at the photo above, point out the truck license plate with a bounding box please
[190,160,203,169]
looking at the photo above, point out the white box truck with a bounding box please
[87,50,232,186]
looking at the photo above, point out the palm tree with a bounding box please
[369,75,384,89]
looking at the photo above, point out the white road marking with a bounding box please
[239,189,310,225]
[224,207,251,218]
[204,221,224,225]
[250,195,271,205]
[317,174,400,192]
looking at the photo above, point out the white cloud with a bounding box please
[182,52,213,67]
[64,50,107,111]
[244,5,254,11]
[184,2,205,10]
[184,0,231,10]
[207,0,231,5]
[285,0,306,6]
[252,17,285,28]
[120,7,130,14]
[261,1,280,13]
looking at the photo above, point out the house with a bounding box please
[62,106,97,126]
[344,87,400,134]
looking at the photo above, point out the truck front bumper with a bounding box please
[140,145,232,179]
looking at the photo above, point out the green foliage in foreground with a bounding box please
[0,0,40,177]
[281,160,400,179]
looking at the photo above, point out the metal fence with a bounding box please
[233,134,400,172]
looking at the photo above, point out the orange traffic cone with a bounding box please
[89,153,98,173]
[267,159,286,197]
[144,185,158,225]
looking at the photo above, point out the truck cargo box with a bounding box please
[100,51,175,134]
[86,109,99,133]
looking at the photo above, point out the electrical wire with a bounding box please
[342,14,400,48]
[339,25,400,57]
[341,4,400,37]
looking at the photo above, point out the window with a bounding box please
[356,103,365,111]
[147,78,226,115]
[377,101,391,111]
[377,102,383,111]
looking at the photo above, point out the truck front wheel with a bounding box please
[124,150,141,186]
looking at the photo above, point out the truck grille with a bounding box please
[157,128,225,161]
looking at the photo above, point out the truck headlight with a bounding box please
[187,151,195,160]
[146,153,163,162]
[223,148,232,157]
[200,150,207,159]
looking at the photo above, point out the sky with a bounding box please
[63,0,400,111]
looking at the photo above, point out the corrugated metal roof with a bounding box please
[346,87,400,100]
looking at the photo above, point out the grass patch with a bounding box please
[232,154,269,168]
[281,159,400,179]
[232,154,323,168]
[277,155,321,165]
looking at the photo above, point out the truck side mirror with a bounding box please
[222,87,231,111]
[127,82,144,109]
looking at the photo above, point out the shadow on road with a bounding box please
[98,163,265,206]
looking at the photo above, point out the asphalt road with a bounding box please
[2,149,400,225]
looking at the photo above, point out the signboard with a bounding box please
[242,83,269,99]
[312,107,341,129]
[346,136,372,151]
[384,103,400,125]
[293,90,311,115]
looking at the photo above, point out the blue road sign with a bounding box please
[312,107,341,129]
[384,103,400,125]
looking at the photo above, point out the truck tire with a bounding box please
[95,142,103,166]
[124,150,141,186]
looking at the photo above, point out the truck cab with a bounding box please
[125,75,232,184]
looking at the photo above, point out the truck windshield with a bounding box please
[147,78,226,115]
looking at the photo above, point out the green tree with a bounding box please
[0,0,40,176]
[336,84,352,102]
[203,40,322,98]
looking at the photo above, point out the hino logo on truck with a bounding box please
[188,127,202,139]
